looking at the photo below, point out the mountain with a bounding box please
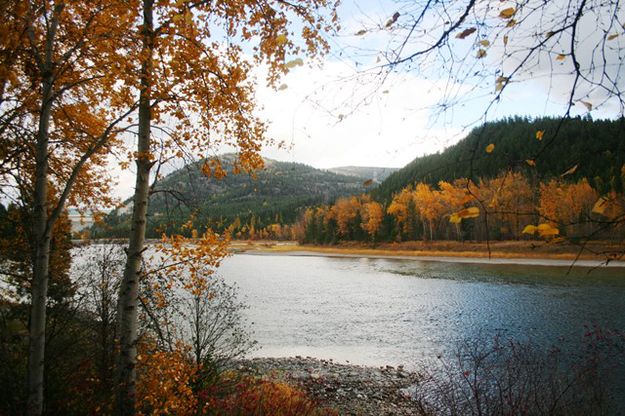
[373,116,625,202]
[96,155,367,238]
[325,166,398,183]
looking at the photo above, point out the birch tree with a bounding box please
[115,1,339,413]
[0,2,138,413]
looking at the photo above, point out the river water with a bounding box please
[218,253,625,368]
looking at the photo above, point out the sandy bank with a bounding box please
[231,241,625,268]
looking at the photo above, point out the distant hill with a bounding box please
[325,166,398,183]
[373,116,625,202]
[95,155,367,238]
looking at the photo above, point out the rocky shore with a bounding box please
[235,356,420,415]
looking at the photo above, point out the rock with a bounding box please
[232,357,419,416]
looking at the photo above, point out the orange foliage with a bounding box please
[539,178,598,234]
[136,342,198,416]
[387,187,415,233]
[413,183,445,239]
[361,201,384,237]
[331,197,361,236]
[205,376,336,416]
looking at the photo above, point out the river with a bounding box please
[219,253,625,368]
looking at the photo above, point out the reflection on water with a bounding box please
[218,254,625,368]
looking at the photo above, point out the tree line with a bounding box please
[298,171,624,244]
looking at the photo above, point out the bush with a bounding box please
[202,375,336,416]
[411,332,624,415]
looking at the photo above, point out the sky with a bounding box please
[111,0,624,200]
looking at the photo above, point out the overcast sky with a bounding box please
[111,0,623,200]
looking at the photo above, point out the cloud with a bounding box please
[254,59,465,169]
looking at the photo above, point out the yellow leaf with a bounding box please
[607,33,619,40]
[560,164,578,177]
[456,206,480,219]
[522,225,537,234]
[503,35,509,46]
[537,223,559,237]
[476,49,487,59]
[479,39,490,47]
[449,213,462,224]
[535,130,544,140]
[592,195,618,217]
[580,100,593,111]
[284,58,304,69]
[499,8,516,19]
[592,196,608,215]
[456,27,477,39]
[495,76,509,92]
[485,143,495,153]
[556,54,566,61]
[526,159,536,166]
[276,34,288,45]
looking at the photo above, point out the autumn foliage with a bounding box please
[133,341,332,416]
[299,170,624,244]
[205,376,336,416]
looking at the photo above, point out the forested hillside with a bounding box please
[94,155,370,238]
[326,166,398,182]
[373,117,625,202]
[299,117,625,244]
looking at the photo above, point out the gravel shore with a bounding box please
[235,356,420,415]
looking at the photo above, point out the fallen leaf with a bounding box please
[456,206,480,219]
[479,39,490,47]
[354,29,367,36]
[556,54,566,61]
[385,11,400,28]
[560,164,578,177]
[537,223,559,237]
[449,213,462,224]
[456,27,477,39]
[284,58,304,69]
[607,33,619,40]
[535,130,544,140]
[499,7,516,19]
[495,76,509,92]
[522,225,537,234]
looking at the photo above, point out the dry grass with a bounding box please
[229,240,625,262]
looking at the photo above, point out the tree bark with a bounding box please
[26,76,54,416]
[116,1,154,414]
[26,4,64,412]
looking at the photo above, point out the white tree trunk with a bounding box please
[26,77,53,416]
[116,1,154,414]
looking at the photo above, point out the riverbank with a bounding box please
[235,356,419,415]
[230,240,625,268]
